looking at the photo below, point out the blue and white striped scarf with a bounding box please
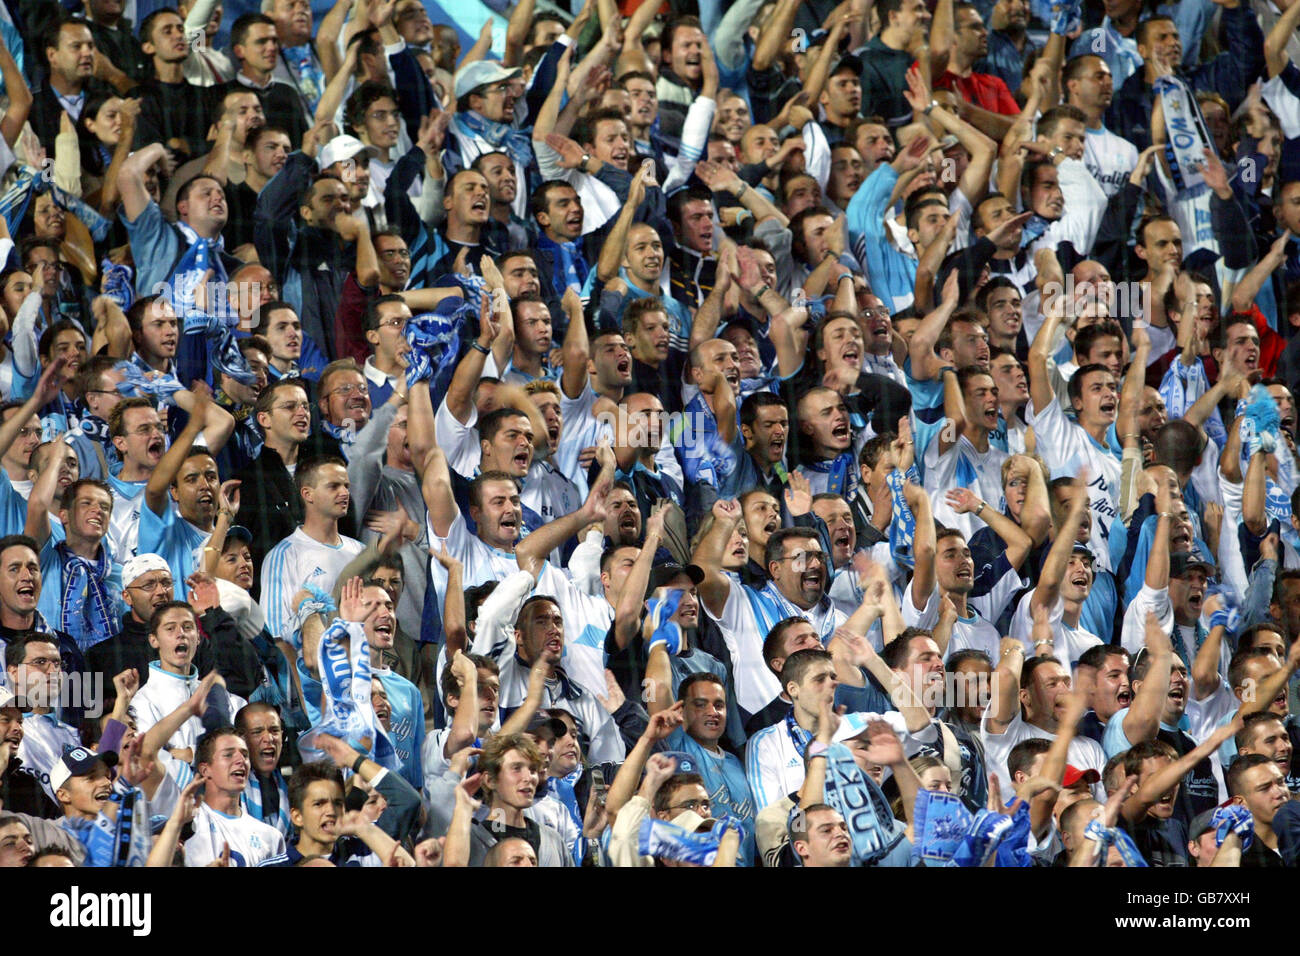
[171,220,229,325]
[885,465,921,569]
[57,542,117,652]
[1156,75,1215,200]
[242,771,293,839]
[1084,819,1148,866]
[113,361,186,406]
[299,619,399,772]
[404,305,466,396]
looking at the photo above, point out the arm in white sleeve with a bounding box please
[803,120,831,192]
[1042,158,1107,254]
[11,291,41,377]
[714,0,766,70]
[661,96,717,193]
[470,568,534,660]
[568,527,605,596]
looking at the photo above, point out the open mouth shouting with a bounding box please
[498,512,521,538]
[841,344,861,368]
[565,210,583,233]
[229,764,248,786]
[830,418,851,447]
[470,195,489,218]
[615,355,632,378]
[1098,398,1117,420]
[372,615,394,643]
[832,527,852,555]
[1115,685,1132,708]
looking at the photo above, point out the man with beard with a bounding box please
[698,505,848,720]
[935,4,1020,129]
[84,554,172,694]
[601,484,643,548]
[236,701,291,838]
[731,394,789,507]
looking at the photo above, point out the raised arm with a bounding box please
[514,475,609,578]
[613,506,665,651]
[907,272,960,382]
[985,638,1025,734]
[24,442,73,548]
[752,0,798,73]
[1122,718,1241,823]
[119,142,169,223]
[144,386,208,516]
[1027,287,1065,413]
[441,296,500,424]
[904,479,936,612]
[0,31,31,149]
[596,165,650,282]
[1266,0,1300,76]
[1031,478,1088,613]
[1121,612,1174,746]
[419,445,458,540]
[430,544,467,657]
[695,499,743,618]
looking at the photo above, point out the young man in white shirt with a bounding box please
[260,456,365,653]
[980,640,1107,805]
[1063,55,1138,199]
[185,726,288,866]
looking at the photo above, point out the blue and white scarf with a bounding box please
[299,619,398,772]
[184,303,259,388]
[820,742,899,865]
[0,165,111,242]
[801,453,855,498]
[1211,803,1254,850]
[637,816,732,865]
[1156,75,1215,200]
[113,361,185,406]
[1084,819,1148,866]
[885,466,921,569]
[170,220,230,326]
[101,260,135,312]
[242,771,293,839]
[538,235,589,294]
[58,542,117,652]
[453,110,535,174]
[404,305,465,395]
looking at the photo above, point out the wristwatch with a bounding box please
[754,283,772,298]
[923,100,939,116]
[578,153,592,173]
[1049,145,1065,161]
[470,341,490,355]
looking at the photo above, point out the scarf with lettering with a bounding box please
[404,306,465,394]
[885,466,921,569]
[58,542,116,652]
[638,816,732,865]
[299,619,398,772]
[453,109,535,175]
[282,44,325,112]
[1157,75,1215,200]
[784,710,813,759]
[820,741,899,865]
[1211,803,1254,851]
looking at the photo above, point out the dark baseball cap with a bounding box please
[646,563,704,597]
[1171,551,1214,578]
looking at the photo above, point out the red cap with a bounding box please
[1063,765,1101,788]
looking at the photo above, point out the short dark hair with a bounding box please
[572,107,627,150]
[667,185,713,228]
[148,600,194,635]
[468,470,519,510]
[529,180,576,223]
[439,653,499,703]
[782,648,833,696]
[58,478,112,515]
[37,320,83,360]
[1067,363,1114,406]
[1007,737,1052,779]
[229,12,275,58]
[195,725,241,768]
[1226,753,1278,797]
[678,671,725,701]
[740,391,785,430]
[287,761,345,812]
[1236,711,1286,751]
[294,455,348,496]
[1037,105,1087,138]
[764,527,820,571]
[3,631,58,668]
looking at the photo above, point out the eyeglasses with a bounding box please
[775,550,828,567]
[14,427,39,438]
[379,248,411,262]
[328,383,367,397]
[129,423,166,437]
[376,317,408,331]
[274,401,311,413]
[129,576,173,594]
[668,798,710,814]
[480,84,510,96]
[22,657,62,671]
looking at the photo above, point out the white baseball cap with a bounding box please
[318,134,375,171]
[121,553,171,588]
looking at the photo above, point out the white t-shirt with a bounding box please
[1009,591,1102,669]
[923,434,1008,544]
[184,802,288,867]
[1026,395,1121,572]
[259,528,365,646]
[435,398,482,478]
[905,582,1003,662]
[979,710,1107,804]
[1083,126,1139,198]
